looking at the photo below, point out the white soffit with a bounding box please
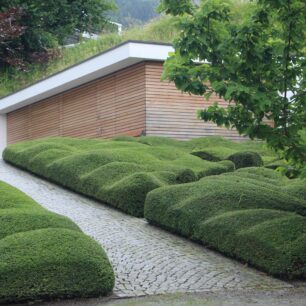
[0,41,174,114]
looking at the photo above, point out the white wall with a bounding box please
[0,114,7,156]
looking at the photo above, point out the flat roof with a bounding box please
[0,41,174,114]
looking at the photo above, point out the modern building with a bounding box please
[0,41,243,153]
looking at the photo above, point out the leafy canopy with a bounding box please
[0,0,115,68]
[158,0,306,173]
[0,8,26,68]
[111,0,159,27]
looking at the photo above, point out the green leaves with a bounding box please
[0,0,115,67]
[158,0,194,16]
[160,0,306,173]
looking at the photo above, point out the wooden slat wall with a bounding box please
[145,61,244,141]
[7,63,146,144]
[97,63,146,138]
[7,107,31,143]
[7,60,244,144]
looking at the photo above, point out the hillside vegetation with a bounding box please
[0,181,114,303]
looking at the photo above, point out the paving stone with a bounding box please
[0,160,293,298]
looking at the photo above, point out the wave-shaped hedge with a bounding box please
[3,137,238,217]
[144,168,306,279]
[0,181,114,304]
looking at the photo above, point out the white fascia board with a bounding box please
[128,42,174,61]
[0,42,174,114]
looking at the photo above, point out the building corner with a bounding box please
[0,114,7,157]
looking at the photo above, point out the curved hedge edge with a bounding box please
[227,151,263,169]
[0,181,115,303]
[144,173,306,279]
[0,228,115,304]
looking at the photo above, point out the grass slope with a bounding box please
[0,181,114,304]
[3,136,242,217]
[144,167,306,279]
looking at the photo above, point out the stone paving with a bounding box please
[0,160,293,298]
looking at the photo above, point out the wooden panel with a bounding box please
[7,63,146,143]
[7,107,31,143]
[30,96,60,139]
[7,60,244,144]
[61,81,98,138]
[96,63,146,138]
[145,61,244,140]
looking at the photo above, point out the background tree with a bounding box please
[159,0,306,175]
[0,8,26,69]
[0,0,115,68]
[111,0,159,27]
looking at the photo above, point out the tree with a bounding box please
[0,7,26,69]
[0,0,115,68]
[158,0,306,174]
[111,0,159,27]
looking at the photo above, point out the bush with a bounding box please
[285,180,306,201]
[0,181,114,303]
[0,229,115,303]
[194,209,306,278]
[191,147,236,161]
[3,137,236,217]
[144,169,306,279]
[227,151,263,169]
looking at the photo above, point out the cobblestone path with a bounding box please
[0,160,292,297]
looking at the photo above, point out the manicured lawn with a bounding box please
[145,167,306,279]
[3,136,276,217]
[0,181,114,304]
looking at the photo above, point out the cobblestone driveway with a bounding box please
[0,160,292,297]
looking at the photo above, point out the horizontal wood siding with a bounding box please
[7,63,146,144]
[97,63,146,138]
[7,60,243,144]
[145,62,243,140]
[7,107,31,143]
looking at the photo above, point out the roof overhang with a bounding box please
[0,41,174,114]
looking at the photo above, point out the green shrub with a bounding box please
[0,182,43,210]
[227,151,263,169]
[227,167,289,186]
[198,160,235,177]
[190,140,277,169]
[0,181,114,303]
[144,169,306,278]
[285,180,306,201]
[0,229,115,303]
[0,210,79,240]
[175,168,197,183]
[191,147,236,161]
[4,137,236,217]
[194,209,306,278]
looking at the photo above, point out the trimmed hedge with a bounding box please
[192,148,264,169]
[188,137,279,166]
[191,147,237,161]
[3,137,235,217]
[144,169,306,279]
[227,151,263,169]
[0,181,114,304]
